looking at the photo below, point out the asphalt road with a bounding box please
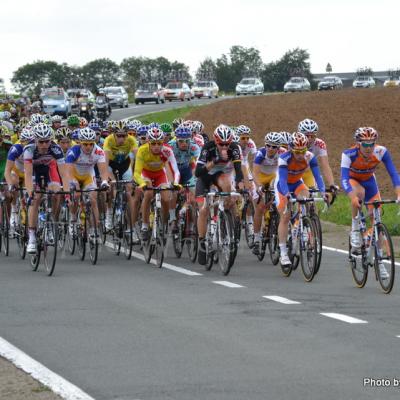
[1,236,400,400]
[108,96,234,121]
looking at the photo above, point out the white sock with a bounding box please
[142,222,149,229]
[11,205,17,213]
[106,208,112,216]
[28,229,36,241]
[247,216,253,224]
[169,209,176,221]
[279,243,287,255]
[254,232,261,242]
[351,218,359,231]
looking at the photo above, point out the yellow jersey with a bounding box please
[103,135,137,163]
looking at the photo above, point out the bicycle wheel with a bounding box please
[88,209,99,265]
[282,235,294,277]
[218,210,235,275]
[243,201,255,249]
[123,208,133,260]
[30,243,41,272]
[299,216,317,282]
[155,213,164,268]
[268,211,280,265]
[43,215,58,276]
[57,204,68,251]
[67,214,76,255]
[205,215,215,270]
[256,230,267,262]
[1,204,10,256]
[17,206,28,259]
[311,214,323,274]
[173,219,184,258]
[76,211,87,261]
[349,237,368,288]
[187,206,198,263]
[374,223,395,294]
[112,209,122,256]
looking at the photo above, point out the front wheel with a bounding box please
[1,204,10,256]
[43,216,58,276]
[155,213,164,268]
[268,211,280,265]
[299,217,317,282]
[123,209,133,260]
[218,210,235,275]
[374,223,395,294]
[349,237,368,288]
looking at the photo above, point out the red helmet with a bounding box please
[291,132,308,150]
[354,127,378,142]
[213,124,233,144]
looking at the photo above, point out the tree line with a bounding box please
[10,46,313,95]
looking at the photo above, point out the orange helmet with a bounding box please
[79,117,88,128]
[354,127,378,142]
[291,132,308,150]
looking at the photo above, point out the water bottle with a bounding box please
[39,211,46,228]
[210,214,217,236]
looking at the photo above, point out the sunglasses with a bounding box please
[38,140,51,144]
[116,134,127,138]
[150,141,163,146]
[292,148,307,154]
[81,142,95,147]
[218,142,230,147]
[240,136,250,141]
[360,141,375,148]
[265,143,279,149]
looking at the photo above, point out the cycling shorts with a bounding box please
[349,175,381,208]
[274,179,308,212]
[140,168,168,188]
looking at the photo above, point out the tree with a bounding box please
[326,63,332,73]
[196,57,217,81]
[11,60,66,94]
[81,58,121,92]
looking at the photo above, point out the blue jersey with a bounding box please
[168,139,200,170]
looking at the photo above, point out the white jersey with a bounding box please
[309,138,328,158]
[65,144,106,176]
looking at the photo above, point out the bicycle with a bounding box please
[172,184,198,262]
[348,199,398,294]
[0,182,10,256]
[204,190,239,275]
[15,187,28,259]
[284,196,324,282]
[142,186,177,268]
[233,189,254,250]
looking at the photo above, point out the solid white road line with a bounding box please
[213,281,245,288]
[262,295,301,305]
[0,337,95,400]
[320,313,368,324]
[104,242,202,276]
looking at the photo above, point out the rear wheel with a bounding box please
[77,211,87,261]
[1,204,10,256]
[123,209,133,260]
[349,237,368,288]
[268,211,280,265]
[43,215,58,276]
[88,209,99,265]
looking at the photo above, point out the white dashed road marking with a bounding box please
[262,296,301,305]
[213,281,245,288]
[320,313,368,324]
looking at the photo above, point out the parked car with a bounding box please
[99,86,129,108]
[41,87,71,117]
[135,83,165,104]
[164,82,192,102]
[383,77,400,87]
[284,77,311,92]
[352,76,376,88]
[192,81,219,98]
[318,76,343,90]
[236,78,264,95]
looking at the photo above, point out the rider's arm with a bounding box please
[165,148,180,185]
[381,149,400,188]
[133,148,145,186]
[195,146,210,178]
[318,155,335,187]
[310,156,325,193]
[340,151,355,195]
[4,159,15,186]
[252,164,262,187]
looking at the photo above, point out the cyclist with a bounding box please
[51,115,63,131]
[133,127,181,241]
[67,114,80,131]
[195,124,244,265]
[160,123,174,144]
[192,120,209,146]
[298,118,337,195]
[103,121,138,231]
[252,132,285,255]
[136,125,149,147]
[55,127,74,156]
[341,127,400,257]
[24,123,68,253]
[65,128,109,237]
[168,126,200,232]
[275,132,327,267]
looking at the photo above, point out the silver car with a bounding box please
[192,81,219,98]
[352,76,375,88]
[100,86,129,108]
[236,78,264,95]
[284,77,311,92]
[135,83,165,104]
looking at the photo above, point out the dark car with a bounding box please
[318,76,343,90]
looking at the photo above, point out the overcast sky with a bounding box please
[2,0,399,90]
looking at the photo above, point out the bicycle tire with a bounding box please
[282,235,294,277]
[268,211,280,265]
[1,204,10,256]
[311,214,323,274]
[205,214,215,270]
[218,210,235,275]
[43,215,58,276]
[243,200,255,249]
[349,237,368,288]
[17,206,28,259]
[374,223,395,294]
[77,210,87,261]
[123,208,133,260]
[57,204,67,251]
[88,209,99,265]
[155,213,164,268]
[299,216,317,282]
[30,249,41,271]
[256,230,267,262]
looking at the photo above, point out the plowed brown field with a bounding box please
[187,87,400,195]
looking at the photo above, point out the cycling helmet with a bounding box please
[354,127,378,142]
[279,131,292,148]
[147,127,164,142]
[79,127,96,142]
[264,132,282,146]
[232,133,240,143]
[41,114,51,125]
[160,123,173,134]
[71,128,81,141]
[1,111,11,120]
[291,132,308,150]
[213,124,233,144]
[56,127,72,141]
[126,120,141,131]
[79,117,88,128]
[51,115,63,123]
[30,113,42,125]
[19,117,30,127]
[236,125,252,136]
[106,120,116,130]
[88,120,101,131]
[298,118,319,134]
[20,127,35,142]
[173,118,184,129]
[148,122,160,129]
[137,125,149,137]
[33,123,54,140]
[174,126,192,140]
[192,121,204,134]
[67,114,80,127]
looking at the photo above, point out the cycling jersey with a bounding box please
[0,141,13,180]
[168,139,200,169]
[240,139,257,166]
[103,135,137,163]
[65,144,106,176]
[253,147,286,176]
[134,143,180,186]
[341,145,400,193]
[308,138,328,158]
[7,143,25,175]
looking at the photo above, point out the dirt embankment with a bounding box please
[187,88,400,195]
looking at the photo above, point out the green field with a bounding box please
[135,106,194,125]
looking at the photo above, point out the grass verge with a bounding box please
[136,105,195,125]
[318,194,400,236]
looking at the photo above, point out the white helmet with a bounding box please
[213,124,233,144]
[264,132,282,146]
[30,113,42,125]
[51,115,63,123]
[79,127,96,142]
[33,123,54,140]
[298,118,319,134]
[20,127,35,142]
[236,125,251,136]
